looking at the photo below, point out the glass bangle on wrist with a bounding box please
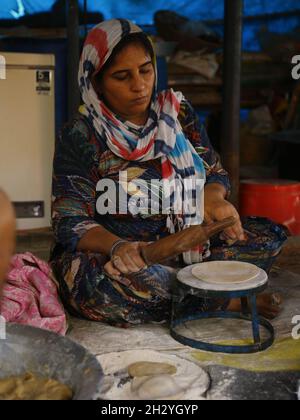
[109,239,129,259]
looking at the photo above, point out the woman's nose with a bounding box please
[131,74,145,92]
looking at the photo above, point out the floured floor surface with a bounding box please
[67,268,300,400]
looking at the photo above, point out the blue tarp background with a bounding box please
[1,1,300,50]
[1,0,299,21]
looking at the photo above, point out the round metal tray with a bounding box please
[0,323,104,400]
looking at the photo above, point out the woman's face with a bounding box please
[95,43,155,125]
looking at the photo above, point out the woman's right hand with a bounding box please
[104,241,149,280]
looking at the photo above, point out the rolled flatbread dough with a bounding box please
[191,261,260,285]
[128,362,177,377]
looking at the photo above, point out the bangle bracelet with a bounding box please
[110,239,129,259]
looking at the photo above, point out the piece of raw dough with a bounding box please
[128,361,177,378]
[0,372,73,400]
[131,374,183,400]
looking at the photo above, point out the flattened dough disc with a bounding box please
[191,261,260,285]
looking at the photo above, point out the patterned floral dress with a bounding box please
[50,100,286,327]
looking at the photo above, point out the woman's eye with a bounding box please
[141,68,152,75]
[114,74,128,81]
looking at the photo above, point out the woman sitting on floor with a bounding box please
[51,19,285,327]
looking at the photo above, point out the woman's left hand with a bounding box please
[204,184,246,242]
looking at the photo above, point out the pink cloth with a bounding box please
[0,253,67,335]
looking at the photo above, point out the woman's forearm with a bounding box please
[77,225,121,255]
[77,184,227,255]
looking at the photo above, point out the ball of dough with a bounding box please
[128,362,177,378]
[131,374,183,400]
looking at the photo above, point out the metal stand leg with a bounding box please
[241,297,249,315]
[170,281,275,354]
[250,295,261,344]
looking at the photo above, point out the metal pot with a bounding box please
[0,323,103,400]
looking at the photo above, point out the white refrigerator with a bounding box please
[0,52,55,230]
